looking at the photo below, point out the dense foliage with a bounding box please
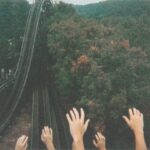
[0,0,29,69]
[75,0,150,51]
[47,1,150,148]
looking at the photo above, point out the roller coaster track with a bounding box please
[0,0,43,131]
[42,86,61,149]
[0,78,14,92]
[31,88,40,149]
[0,1,36,92]
[0,0,71,149]
[31,86,62,149]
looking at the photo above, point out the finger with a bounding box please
[23,136,28,145]
[122,116,130,125]
[141,113,144,123]
[97,133,101,140]
[20,135,26,142]
[17,137,22,143]
[44,126,47,131]
[70,110,76,121]
[141,113,144,128]
[80,108,85,123]
[73,107,79,120]
[22,135,27,143]
[44,126,48,134]
[129,108,133,118]
[46,126,50,134]
[95,134,99,141]
[97,132,102,136]
[141,113,143,119]
[66,113,72,124]
[97,132,104,139]
[50,128,53,136]
[42,129,46,136]
[93,139,98,147]
[41,133,45,141]
[136,109,141,116]
[133,108,137,115]
[84,119,90,132]
[18,136,22,142]
[25,142,28,149]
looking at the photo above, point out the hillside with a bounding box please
[74,0,150,19]
[74,0,150,50]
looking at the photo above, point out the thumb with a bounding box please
[122,116,130,126]
[84,119,90,132]
[93,139,98,147]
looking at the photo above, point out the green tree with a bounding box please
[47,3,150,147]
[0,0,29,69]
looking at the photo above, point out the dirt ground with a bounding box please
[0,102,32,150]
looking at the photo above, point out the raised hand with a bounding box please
[123,108,144,134]
[123,108,147,150]
[15,135,28,150]
[41,126,55,150]
[66,107,90,150]
[93,132,106,150]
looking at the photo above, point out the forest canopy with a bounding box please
[0,0,29,69]
[47,1,150,148]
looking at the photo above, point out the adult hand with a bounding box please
[123,108,144,134]
[15,135,28,150]
[66,107,90,142]
[41,126,55,150]
[123,108,147,150]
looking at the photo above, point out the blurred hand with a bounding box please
[123,108,144,134]
[41,126,55,150]
[123,108,147,150]
[15,135,28,150]
[66,107,90,142]
[93,132,106,150]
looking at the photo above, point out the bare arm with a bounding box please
[41,126,55,150]
[66,107,90,150]
[134,130,147,150]
[123,108,147,150]
[72,138,85,150]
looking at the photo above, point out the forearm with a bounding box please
[97,148,107,150]
[134,130,147,150]
[72,139,85,150]
[97,147,107,150]
[46,142,55,150]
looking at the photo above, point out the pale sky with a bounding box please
[56,0,107,5]
[27,0,107,5]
